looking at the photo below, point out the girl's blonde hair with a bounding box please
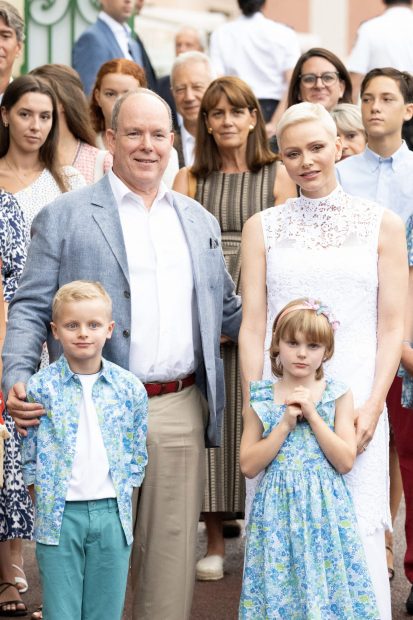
[270,298,335,380]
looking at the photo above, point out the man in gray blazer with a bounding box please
[3,89,241,620]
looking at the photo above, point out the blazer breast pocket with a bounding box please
[201,248,222,290]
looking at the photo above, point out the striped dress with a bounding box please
[195,161,277,512]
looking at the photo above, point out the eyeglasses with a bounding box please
[299,72,340,87]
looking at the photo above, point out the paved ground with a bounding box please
[15,501,412,618]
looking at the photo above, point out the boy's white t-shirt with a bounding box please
[66,372,116,501]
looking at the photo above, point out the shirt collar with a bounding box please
[58,354,113,384]
[180,124,195,148]
[99,11,131,36]
[363,141,409,172]
[108,169,174,209]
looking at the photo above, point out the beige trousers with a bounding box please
[131,385,207,620]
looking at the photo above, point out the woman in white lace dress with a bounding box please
[239,102,407,619]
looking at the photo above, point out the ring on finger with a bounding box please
[362,444,368,452]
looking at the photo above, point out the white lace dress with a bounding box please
[246,184,390,618]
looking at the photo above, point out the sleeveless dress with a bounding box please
[195,162,277,513]
[239,379,379,620]
[246,184,390,617]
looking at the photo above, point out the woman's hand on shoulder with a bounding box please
[172,166,189,195]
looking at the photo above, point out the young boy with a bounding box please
[22,280,148,620]
[337,66,413,222]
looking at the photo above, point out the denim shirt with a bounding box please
[22,355,148,545]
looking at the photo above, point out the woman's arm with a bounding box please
[239,214,267,404]
[356,209,408,452]
[288,387,356,474]
[273,161,298,206]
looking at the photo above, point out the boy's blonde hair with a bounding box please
[52,281,112,321]
[270,298,335,380]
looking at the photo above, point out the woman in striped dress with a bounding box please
[173,76,297,580]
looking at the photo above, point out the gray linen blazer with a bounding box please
[2,176,241,447]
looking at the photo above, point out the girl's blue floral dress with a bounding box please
[239,379,379,620]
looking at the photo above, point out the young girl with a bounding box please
[239,298,379,619]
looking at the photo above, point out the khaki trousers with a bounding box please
[131,385,207,620]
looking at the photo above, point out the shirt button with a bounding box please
[124,291,130,299]
[123,329,130,338]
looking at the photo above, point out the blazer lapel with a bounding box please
[91,176,130,284]
[97,19,125,58]
[172,193,200,281]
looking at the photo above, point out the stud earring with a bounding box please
[3,122,7,127]
[249,124,255,132]
[207,127,213,134]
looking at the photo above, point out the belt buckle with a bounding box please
[176,379,183,392]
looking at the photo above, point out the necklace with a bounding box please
[4,156,43,190]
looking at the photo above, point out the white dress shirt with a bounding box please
[66,372,116,501]
[348,6,413,74]
[209,12,300,100]
[109,170,200,382]
[180,125,196,168]
[99,11,133,60]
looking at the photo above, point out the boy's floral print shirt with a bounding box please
[22,355,148,545]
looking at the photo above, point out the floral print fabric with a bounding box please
[0,190,27,302]
[400,213,413,408]
[239,379,379,620]
[22,355,148,545]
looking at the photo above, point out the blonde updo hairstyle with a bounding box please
[270,298,335,380]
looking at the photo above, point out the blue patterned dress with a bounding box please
[239,379,379,620]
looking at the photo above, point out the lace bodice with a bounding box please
[246,185,389,535]
[262,185,382,250]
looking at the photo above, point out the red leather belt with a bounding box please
[144,373,196,398]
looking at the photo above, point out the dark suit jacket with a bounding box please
[173,129,185,169]
[158,74,179,130]
[72,18,157,94]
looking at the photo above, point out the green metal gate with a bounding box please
[22,0,100,73]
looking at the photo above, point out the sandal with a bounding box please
[386,544,395,580]
[0,582,28,616]
[30,606,42,620]
[12,563,28,594]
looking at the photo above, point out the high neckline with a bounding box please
[298,183,343,205]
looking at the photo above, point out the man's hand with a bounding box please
[7,382,44,436]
